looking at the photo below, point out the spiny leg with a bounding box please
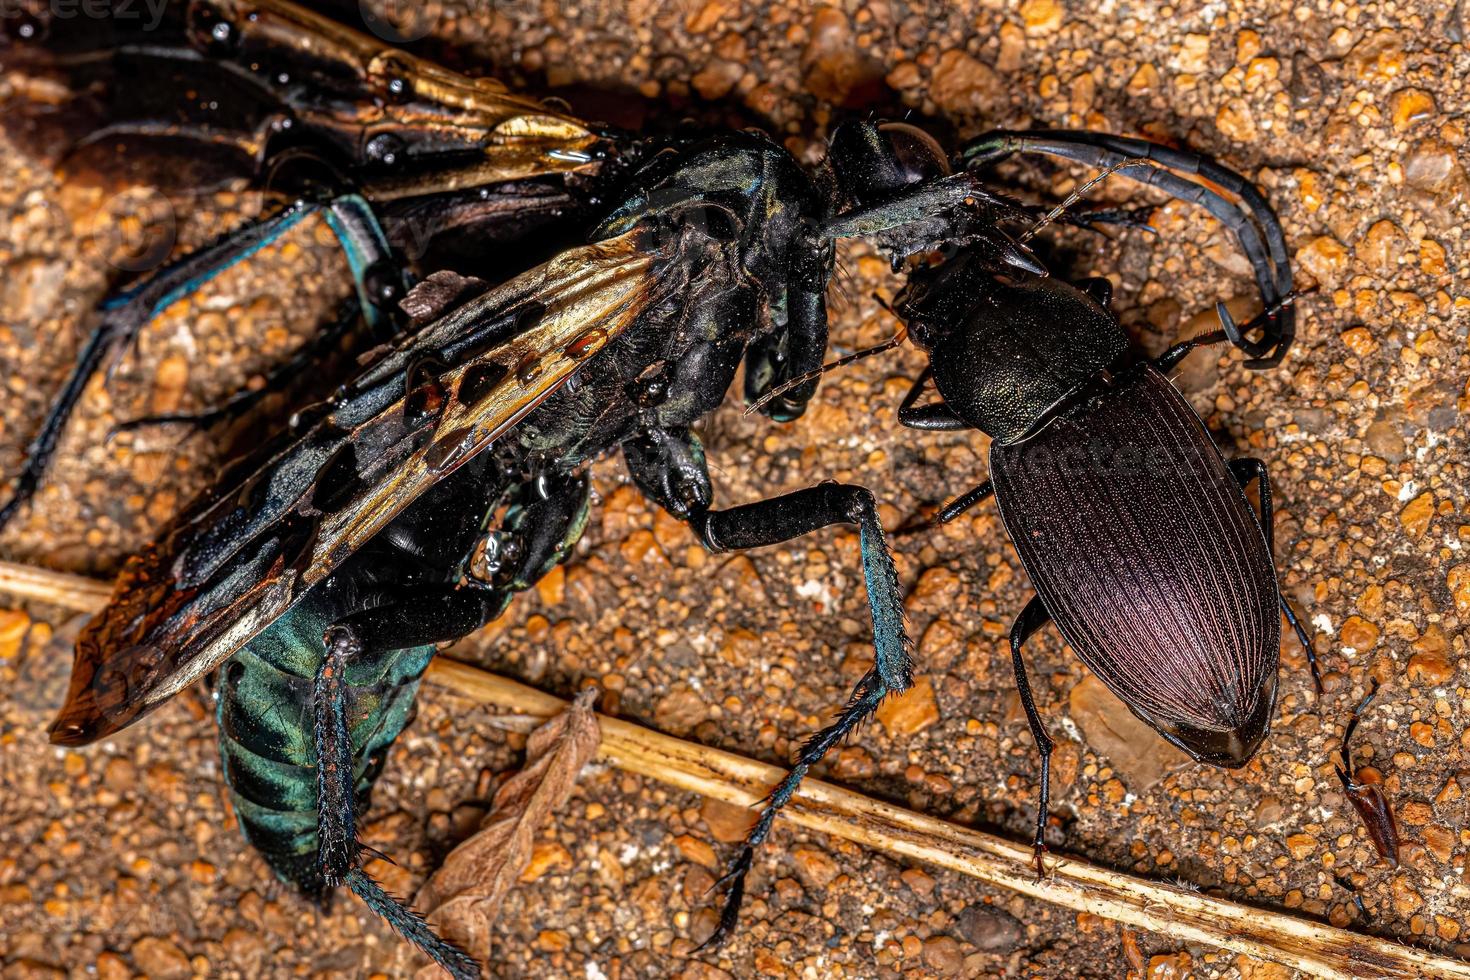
[625,428,911,945]
[315,588,508,980]
[1226,456,1322,694]
[1008,595,1055,875]
[0,195,402,533]
[702,668,889,948]
[963,130,1293,367]
[694,484,910,945]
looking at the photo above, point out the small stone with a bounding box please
[1390,88,1436,131]
[1358,220,1409,275]
[94,952,130,980]
[900,867,935,896]
[1216,99,1256,142]
[520,841,574,882]
[692,60,743,100]
[875,675,940,735]
[1399,801,1432,826]
[674,835,718,870]
[1363,421,1405,461]
[654,686,707,734]
[1068,675,1188,791]
[1448,566,1470,617]
[1295,236,1348,286]
[221,929,264,973]
[1148,952,1194,979]
[922,935,965,976]
[129,938,191,980]
[1391,878,1423,916]
[1400,493,1434,539]
[536,565,565,606]
[702,797,757,843]
[685,0,732,33]
[800,6,880,104]
[1339,616,1381,654]
[1425,825,1455,863]
[791,846,839,888]
[1175,34,1210,74]
[534,929,570,953]
[1019,0,1062,35]
[1340,327,1378,358]
[1406,651,1454,685]
[1284,834,1317,859]
[930,50,1002,116]
[1235,955,1294,980]
[996,22,1025,71]
[1127,64,1159,96]
[0,609,28,660]
[955,904,1023,952]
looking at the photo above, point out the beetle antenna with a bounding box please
[1019,157,1151,244]
[744,297,907,416]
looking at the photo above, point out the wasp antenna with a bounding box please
[1019,156,1151,244]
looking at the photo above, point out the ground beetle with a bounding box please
[705,121,1323,934]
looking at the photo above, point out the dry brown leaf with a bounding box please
[415,688,601,968]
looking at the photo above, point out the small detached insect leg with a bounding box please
[1335,680,1401,867]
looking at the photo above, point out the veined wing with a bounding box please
[51,230,656,745]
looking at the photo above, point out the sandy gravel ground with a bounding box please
[1,1,1467,977]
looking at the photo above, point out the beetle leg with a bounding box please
[963,130,1292,368]
[1226,457,1323,694]
[1008,595,1056,877]
[0,196,404,533]
[935,482,996,525]
[896,369,969,430]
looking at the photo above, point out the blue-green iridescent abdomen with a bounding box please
[216,589,433,897]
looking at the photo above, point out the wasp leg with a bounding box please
[623,426,910,945]
[699,489,910,943]
[744,228,831,421]
[0,196,402,533]
[113,296,362,435]
[1227,457,1322,694]
[315,592,505,980]
[1007,595,1056,877]
[962,130,1292,368]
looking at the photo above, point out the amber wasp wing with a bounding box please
[51,229,658,744]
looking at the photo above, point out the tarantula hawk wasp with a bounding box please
[4,1,920,973]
